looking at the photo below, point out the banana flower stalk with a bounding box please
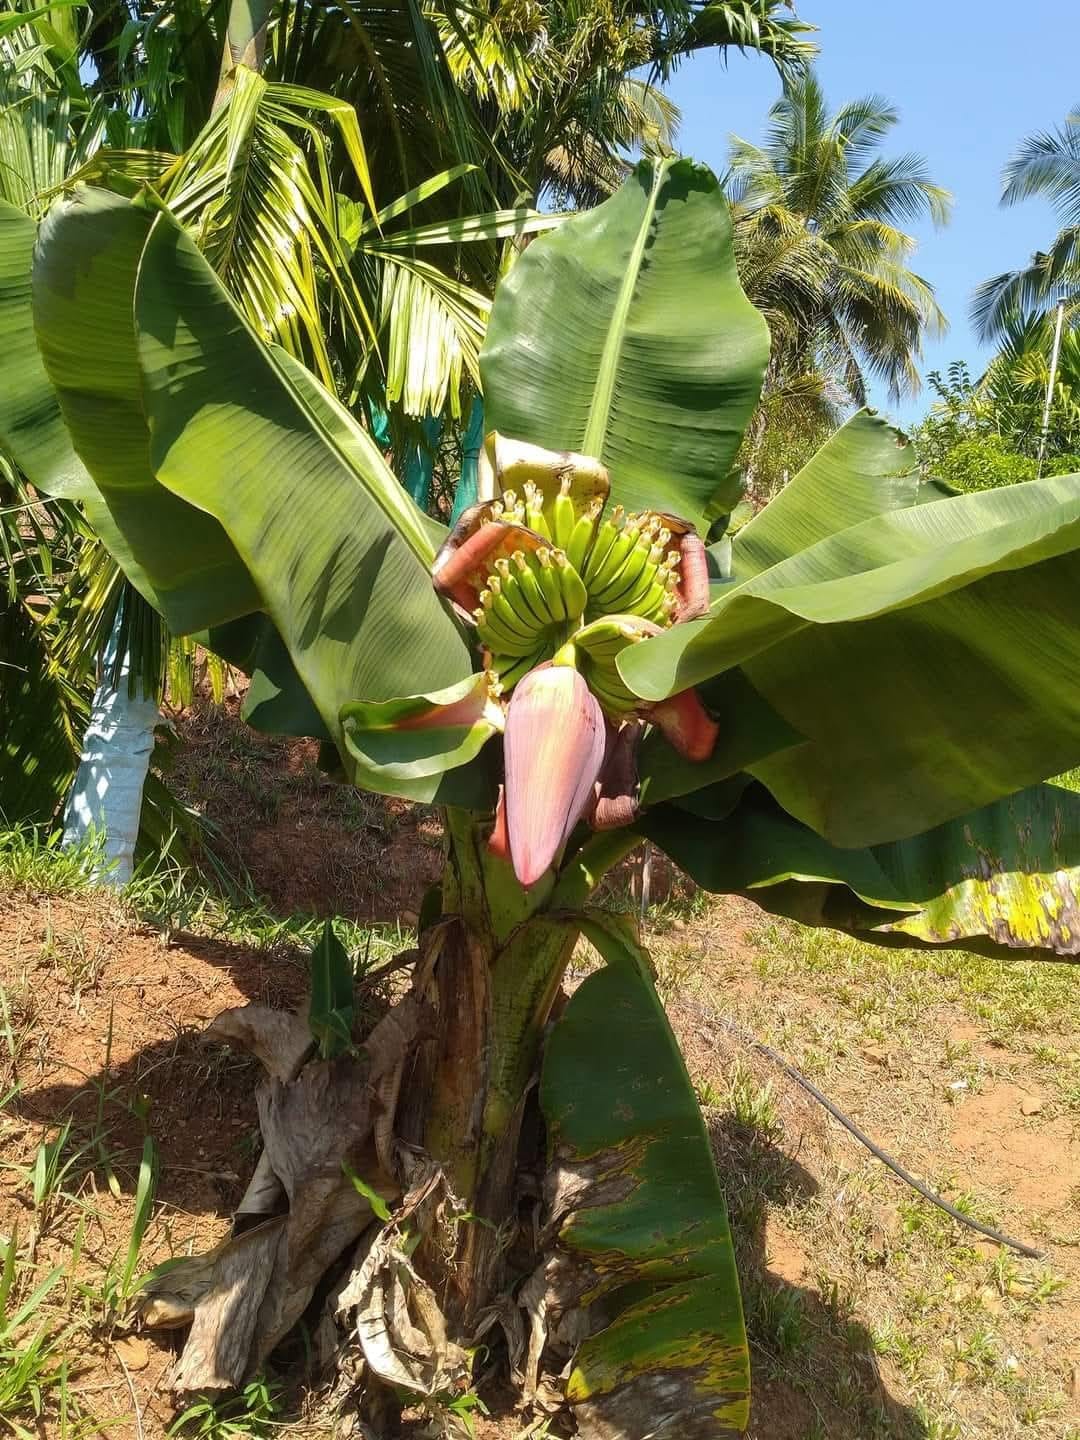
[348,433,720,887]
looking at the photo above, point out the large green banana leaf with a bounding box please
[480,157,769,530]
[0,199,88,498]
[642,780,1080,959]
[731,410,953,580]
[541,912,749,1438]
[33,189,489,803]
[33,189,259,630]
[620,423,1080,847]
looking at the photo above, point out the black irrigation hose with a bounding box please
[713,1013,1045,1261]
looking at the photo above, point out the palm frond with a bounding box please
[844,153,952,228]
[1000,107,1080,224]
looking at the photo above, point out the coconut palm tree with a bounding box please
[726,70,951,405]
[971,104,1080,343]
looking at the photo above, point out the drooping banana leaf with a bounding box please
[641,781,1080,960]
[621,455,1080,847]
[33,188,259,629]
[481,157,769,529]
[541,911,749,1438]
[32,189,489,803]
[0,198,88,498]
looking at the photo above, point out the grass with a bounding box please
[0,820,413,980]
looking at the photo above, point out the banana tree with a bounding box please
[25,157,1080,1435]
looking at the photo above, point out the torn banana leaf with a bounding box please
[540,912,749,1438]
[642,780,1080,960]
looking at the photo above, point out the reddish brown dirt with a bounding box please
[0,886,310,1437]
[166,693,443,922]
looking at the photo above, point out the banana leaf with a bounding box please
[0,198,88,498]
[542,911,749,1438]
[481,157,769,530]
[641,780,1080,960]
[621,431,1080,847]
[32,189,491,803]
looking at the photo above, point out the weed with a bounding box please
[746,1279,809,1357]
[169,1375,283,1439]
[725,1059,780,1138]
[0,1225,85,1435]
[0,826,108,894]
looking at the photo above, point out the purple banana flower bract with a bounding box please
[503,665,606,886]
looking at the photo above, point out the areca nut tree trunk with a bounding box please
[15,157,1080,1436]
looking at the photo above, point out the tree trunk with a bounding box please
[401,808,579,1325]
[62,606,158,886]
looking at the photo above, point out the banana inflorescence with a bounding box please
[436,433,707,714]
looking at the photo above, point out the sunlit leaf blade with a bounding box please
[32,187,259,630]
[0,198,87,498]
[481,156,769,529]
[366,208,560,249]
[131,205,483,795]
[642,781,1080,960]
[542,912,749,1439]
[731,409,952,581]
[621,471,1080,846]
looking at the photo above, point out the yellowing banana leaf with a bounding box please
[641,781,1080,960]
[481,157,768,530]
[621,466,1080,847]
[541,911,749,1438]
[0,198,88,498]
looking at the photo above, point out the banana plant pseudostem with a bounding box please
[12,156,1080,1436]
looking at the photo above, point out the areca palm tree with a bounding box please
[726,71,950,406]
[971,104,1080,343]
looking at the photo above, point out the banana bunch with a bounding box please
[435,433,706,712]
[572,616,658,715]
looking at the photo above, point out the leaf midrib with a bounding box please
[581,159,667,460]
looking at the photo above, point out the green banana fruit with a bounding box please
[588,519,643,596]
[509,550,554,626]
[553,551,588,619]
[622,576,669,622]
[485,578,536,642]
[566,501,601,574]
[605,543,666,613]
[574,615,636,658]
[494,563,545,634]
[534,549,567,622]
[549,476,577,550]
[582,507,625,587]
[523,482,552,541]
[583,662,638,715]
[491,646,547,693]
[476,600,538,656]
[590,529,656,607]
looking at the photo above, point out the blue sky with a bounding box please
[664,2,1078,426]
